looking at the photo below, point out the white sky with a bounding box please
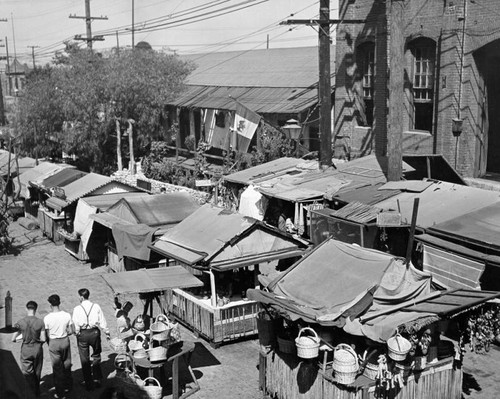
[0,0,339,66]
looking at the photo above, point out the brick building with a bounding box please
[334,0,500,178]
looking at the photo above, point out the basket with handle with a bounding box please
[143,376,162,399]
[109,337,128,353]
[114,352,145,391]
[295,327,320,359]
[128,333,147,352]
[147,345,168,362]
[332,344,359,385]
[150,314,172,342]
[387,333,412,361]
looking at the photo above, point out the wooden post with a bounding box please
[115,119,122,171]
[189,109,196,148]
[175,108,181,162]
[405,197,420,267]
[319,0,332,168]
[5,291,12,329]
[209,269,217,308]
[387,0,405,181]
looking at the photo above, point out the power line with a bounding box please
[69,0,108,50]
[27,45,40,68]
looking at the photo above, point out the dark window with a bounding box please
[410,39,436,131]
[356,42,375,127]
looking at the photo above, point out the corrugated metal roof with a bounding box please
[224,158,314,185]
[34,168,88,190]
[16,162,75,195]
[79,192,150,211]
[181,46,335,88]
[62,173,112,203]
[169,85,324,114]
[374,181,500,229]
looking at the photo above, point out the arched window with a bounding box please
[356,42,375,127]
[408,38,436,132]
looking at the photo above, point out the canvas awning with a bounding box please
[101,266,203,295]
[150,204,307,269]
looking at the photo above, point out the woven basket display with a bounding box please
[148,345,168,362]
[387,333,411,361]
[143,377,162,399]
[363,362,379,380]
[295,327,320,359]
[277,336,296,354]
[128,333,147,352]
[109,337,128,353]
[332,344,359,385]
[150,314,172,342]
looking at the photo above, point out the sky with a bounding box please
[0,0,339,67]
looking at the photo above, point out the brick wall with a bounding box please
[336,0,500,177]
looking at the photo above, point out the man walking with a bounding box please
[12,300,46,397]
[72,288,110,391]
[44,294,74,399]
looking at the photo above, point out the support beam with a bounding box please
[387,0,405,181]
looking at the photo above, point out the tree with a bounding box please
[17,45,194,173]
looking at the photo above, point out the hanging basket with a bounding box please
[332,344,359,385]
[142,376,163,399]
[295,327,320,359]
[363,361,379,380]
[128,333,147,352]
[109,337,128,353]
[387,333,412,362]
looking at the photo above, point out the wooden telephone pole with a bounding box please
[69,0,107,50]
[387,0,405,181]
[282,1,364,168]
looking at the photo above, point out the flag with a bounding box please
[231,100,261,152]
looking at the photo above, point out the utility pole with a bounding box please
[281,3,364,168]
[69,0,107,50]
[387,0,405,181]
[27,45,39,69]
[4,36,11,96]
[0,37,5,125]
[132,0,135,49]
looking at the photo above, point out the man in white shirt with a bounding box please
[44,294,74,399]
[72,288,110,391]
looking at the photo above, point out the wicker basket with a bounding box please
[332,344,359,385]
[277,336,296,354]
[109,337,128,353]
[148,346,168,362]
[295,327,320,359]
[143,377,162,399]
[151,314,172,342]
[114,352,134,372]
[128,333,147,352]
[387,333,411,361]
[363,362,379,380]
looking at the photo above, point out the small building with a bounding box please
[149,203,308,346]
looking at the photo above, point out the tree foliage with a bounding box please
[17,45,194,173]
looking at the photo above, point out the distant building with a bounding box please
[166,46,336,157]
[335,0,500,178]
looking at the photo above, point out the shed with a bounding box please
[149,203,308,345]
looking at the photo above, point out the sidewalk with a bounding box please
[0,221,262,399]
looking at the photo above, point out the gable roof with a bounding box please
[16,162,75,196]
[150,203,307,270]
[32,168,88,190]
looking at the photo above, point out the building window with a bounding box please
[356,42,375,127]
[410,39,436,132]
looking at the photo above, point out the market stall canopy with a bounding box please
[101,266,203,294]
[15,161,75,198]
[248,239,401,326]
[90,193,202,261]
[150,204,307,270]
[374,180,500,230]
[45,173,142,211]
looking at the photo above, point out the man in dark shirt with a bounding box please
[12,300,46,397]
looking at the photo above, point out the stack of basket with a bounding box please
[332,344,359,385]
[295,327,320,359]
[109,337,128,353]
[128,333,148,359]
[150,314,172,343]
